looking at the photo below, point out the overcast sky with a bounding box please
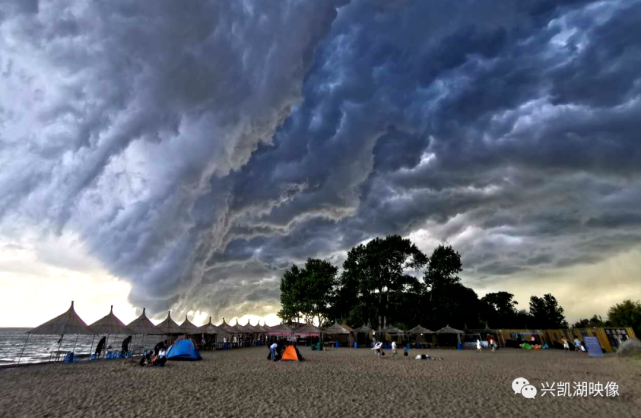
[1,0,640,327]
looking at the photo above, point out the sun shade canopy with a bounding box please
[28,301,97,336]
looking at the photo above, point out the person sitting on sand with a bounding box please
[139,350,153,366]
[154,340,167,356]
[152,348,168,367]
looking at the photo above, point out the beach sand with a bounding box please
[0,347,639,418]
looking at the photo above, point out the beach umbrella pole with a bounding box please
[71,334,80,354]
[16,334,30,365]
[89,335,96,357]
[53,334,65,363]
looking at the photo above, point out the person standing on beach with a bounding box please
[403,344,409,358]
[121,335,132,357]
[95,336,106,358]
[476,339,482,352]
[391,341,398,357]
[270,342,278,360]
[562,337,570,351]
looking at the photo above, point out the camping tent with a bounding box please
[166,339,202,361]
[281,345,304,361]
[20,301,96,364]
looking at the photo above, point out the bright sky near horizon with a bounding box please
[1,0,641,327]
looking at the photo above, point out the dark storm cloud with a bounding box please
[1,0,640,321]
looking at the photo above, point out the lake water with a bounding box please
[0,328,165,365]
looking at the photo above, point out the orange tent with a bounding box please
[281,345,304,361]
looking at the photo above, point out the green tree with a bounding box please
[573,315,608,328]
[608,299,641,336]
[338,235,427,329]
[423,245,463,298]
[278,258,337,325]
[481,291,519,328]
[529,294,568,329]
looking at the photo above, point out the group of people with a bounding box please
[139,340,170,367]
[93,335,133,358]
[562,337,585,352]
[476,337,499,352]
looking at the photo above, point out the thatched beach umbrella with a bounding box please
[156,311,183,336]
[20,301,96,364]
[353,324,373,334]
[267,322,293,337]
[324,322,353,347]
[127,308,159,350]
[408,325,434,334]
[408,325,434,344]
[90,305,133,335]
[294,323,322,337]
[217,318,237,334]
[179,315,199,334]
[353,324,374,346]
[89,305,133,355]
[127,308,159,336]
[194,317,221,335]
[323,322,352,334]
[436,324,464,346]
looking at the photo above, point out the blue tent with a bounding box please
[166,339,202,361]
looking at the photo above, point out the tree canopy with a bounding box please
[274,234,641,333]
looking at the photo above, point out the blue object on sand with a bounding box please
[166,339,202,361]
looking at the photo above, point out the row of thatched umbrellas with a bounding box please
[17,302,272,364]
[18,301,466,363]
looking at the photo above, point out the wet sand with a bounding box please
[0,347,639,418]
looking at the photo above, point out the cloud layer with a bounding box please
[1,0,640,322]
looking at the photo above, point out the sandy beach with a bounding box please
[0,347,639,418]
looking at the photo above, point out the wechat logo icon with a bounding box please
[513,377,537,399]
